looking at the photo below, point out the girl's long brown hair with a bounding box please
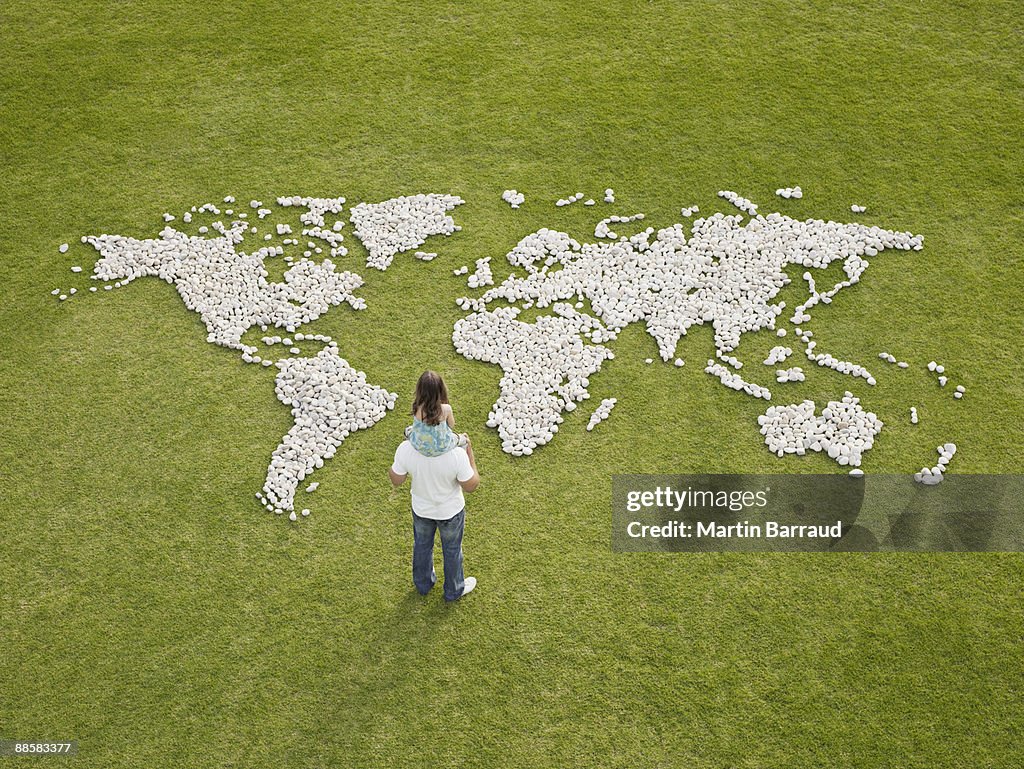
[412,370,449,425]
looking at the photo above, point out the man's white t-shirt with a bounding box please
[391,441,474,520]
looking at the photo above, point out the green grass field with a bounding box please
[2,1,1022,766]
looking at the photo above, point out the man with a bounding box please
[389,435,480,601]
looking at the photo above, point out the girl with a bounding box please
[404,370,469,457]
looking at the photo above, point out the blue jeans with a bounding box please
[412,508,466,601]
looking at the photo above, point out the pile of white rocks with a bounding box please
[764,345,793,365]
[349,193,464,270]
[789,255,874,326]
[805,343,877,385]
[452,201,923,457]
[914,443,956,485]
[717,352,743,369]
[452,306,614,455]
[549,302,618,344]
[603,188,615,203]
[471,210,921,369]
[415,251,437,261]
[705,360,771,400]
[718,190,758,215]
[586,398,617,431]
[556,192,585,207]
[910,406,919,424]
[775,186,803,199]
[86,224,364,350]
[851,204,867,213]
[758,393,883,468]
[594,213,645,239]
[64,192,478,520]
[301,224,346,258]
[680,206,699,217]
[467,257,494,289]
[505,228,581,269]
[277,195,345,228]
[776,366,805,383]
[258,347,397,516]
[502,190,525,209]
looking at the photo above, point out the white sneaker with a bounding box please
[460,576,477,597]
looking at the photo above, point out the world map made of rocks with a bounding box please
[52,189,964,520]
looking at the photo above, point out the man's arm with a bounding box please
[458,437,480,493]
[389,445,408,487]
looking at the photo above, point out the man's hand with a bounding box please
[388,467,407,487]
